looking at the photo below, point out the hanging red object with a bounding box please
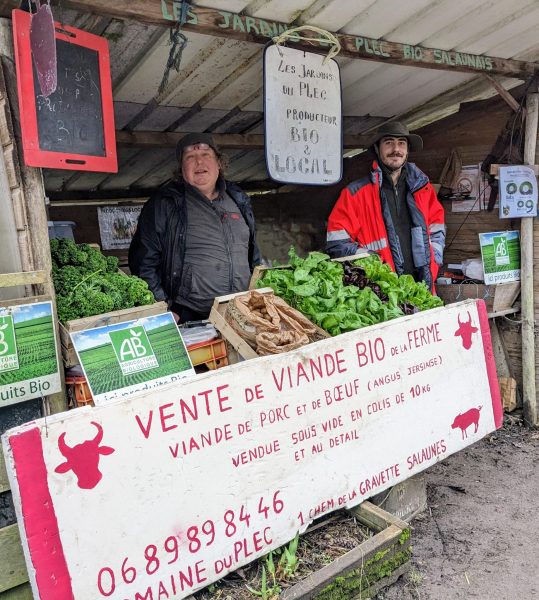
[29,0,57,97]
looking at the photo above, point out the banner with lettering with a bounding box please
[264,45,342,185]
[3,299,502,600]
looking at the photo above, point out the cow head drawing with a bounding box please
[55,422,115,489]
[454,311,478,350]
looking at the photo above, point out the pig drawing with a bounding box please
[451,406,482,439]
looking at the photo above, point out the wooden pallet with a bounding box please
[435,281,520,316]
[59,301,168,367]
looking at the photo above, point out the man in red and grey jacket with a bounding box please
[326,121,445,291]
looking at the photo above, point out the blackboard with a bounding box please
[34,39,105,157]
[12,9,117,172]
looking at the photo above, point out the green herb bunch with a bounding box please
[257,248,443,336]
[50,238,154,322]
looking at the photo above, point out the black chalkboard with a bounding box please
[13,9,118,172]
[34,39,105,157]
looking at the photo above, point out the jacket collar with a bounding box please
[371,160,428,193]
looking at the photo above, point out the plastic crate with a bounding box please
[65,375,94,407]
[187,338,228,370]
[48,220,76,240]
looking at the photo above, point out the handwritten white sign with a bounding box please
[264,45,342,185]
[3,299,501,600]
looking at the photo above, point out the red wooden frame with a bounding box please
[12,9,117,172]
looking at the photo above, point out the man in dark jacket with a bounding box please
[129,133,261,322]
[326,121,445,290]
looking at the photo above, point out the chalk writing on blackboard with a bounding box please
[12,9,117,172]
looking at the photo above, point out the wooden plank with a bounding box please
[0,271,48,288]
[280,524,404,599]
[208,306,259,361]
[0,445,8,493]
[483,74,522,113]
[0,525,28,593]
[522,91,538,426]
[2,1,532,79]
[350,500,410,533]
[0,584,33,600]
[116,131,372,150]
[489,164,539,176]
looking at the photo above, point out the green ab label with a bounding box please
[0,315,19,373]
[493,235,510,266]
[109,326,158,376]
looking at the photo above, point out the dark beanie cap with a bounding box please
[175,132,219,162]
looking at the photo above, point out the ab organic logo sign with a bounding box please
[0,315,19,372]
[493,235,510,266]
[109,326,158,376]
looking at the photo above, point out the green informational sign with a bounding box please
[71,312,195,406]
[0,301,61,407]
[479,230,521,284]
[109,326,159,376]
[0,315,19,372]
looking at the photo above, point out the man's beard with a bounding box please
[383,157,406,172]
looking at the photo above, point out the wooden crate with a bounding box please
[249,251,371,290]
[209,289,329,363]
[187,502,411,600]
[435,281,520,316]
[59,301,168,367]
[281,502,411,599]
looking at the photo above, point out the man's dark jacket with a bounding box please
[128,180,261,306]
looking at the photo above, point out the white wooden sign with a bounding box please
[3,300,502,600]
[264,45,342,185]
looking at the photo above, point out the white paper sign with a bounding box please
[499,165,538,218]
[264,45,342,185]
[3,300,502,600]
[97,206,142,250]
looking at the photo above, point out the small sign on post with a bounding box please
[479,230,521,284]
[499,165,538,218]
[264,45,342,185]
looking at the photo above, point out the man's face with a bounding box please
[378,136,408,171]
[181,143,220,194]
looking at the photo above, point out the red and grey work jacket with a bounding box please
[326,161,445,290]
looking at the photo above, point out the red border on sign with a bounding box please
[9,426,74,599]
[477,299,504,428]
[12,9,117,172]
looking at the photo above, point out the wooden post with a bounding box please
[521,90,538,426]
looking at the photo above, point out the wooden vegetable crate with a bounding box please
[59,301,168,367]
[188,502,411,600]
[208,289,329,364]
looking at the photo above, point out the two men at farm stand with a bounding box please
[327,121,446,290]
[129,122,445,323]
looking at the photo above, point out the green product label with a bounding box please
[0,315,19,372]
[109,326,158,376]
[493,235,510,266]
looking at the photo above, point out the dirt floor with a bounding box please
[376,414,539,600]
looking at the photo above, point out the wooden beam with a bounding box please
[0,270,48,288]
[483,74,522,113]
[4,2,536,79]
[115,130,371,150]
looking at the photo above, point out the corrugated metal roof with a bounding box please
[34,0,539,197]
